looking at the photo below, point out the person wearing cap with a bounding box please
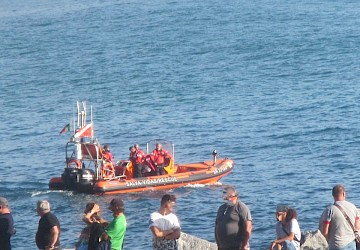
[0,197,15,250]
[215,186,252,250]
[320,184,360,250]
[35,200,61,250]
[105,198,127,250]
[269,205,301,250]
[149,194,181,250]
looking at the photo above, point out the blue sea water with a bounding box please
[1,0,360,249]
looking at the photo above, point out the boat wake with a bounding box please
[185,183,205,188]
[185,182,224,189]
[30,190,66,197]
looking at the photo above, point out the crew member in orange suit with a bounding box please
[102,144,114,163]
[150,143,171,176]
[131,144,146,178]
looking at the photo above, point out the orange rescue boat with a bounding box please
[49,102,234,195]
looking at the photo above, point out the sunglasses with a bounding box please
[223,195,237,201]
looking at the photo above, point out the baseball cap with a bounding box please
[276,204,289,213]
[110,198,124,209]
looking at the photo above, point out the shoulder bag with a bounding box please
[333,203,360,249]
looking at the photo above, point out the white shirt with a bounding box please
[149,211,180,232]
[149,211,181,250]
[275,219,301,250]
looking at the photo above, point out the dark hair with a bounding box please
[161,194,176,206]
[285,208,298,222]
[103,145,110,153]
[332,184,345,198]
[224,186,238,197]
[84,202,96,214]
[110,198,125,213]
[117,207,125,213]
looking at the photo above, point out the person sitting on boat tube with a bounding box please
[130,144,146,178]
[150,143,172,176]
[102,145,114,163]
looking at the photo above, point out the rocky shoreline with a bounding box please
[179,230,328,250]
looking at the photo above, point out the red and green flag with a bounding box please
[59,123,70,134]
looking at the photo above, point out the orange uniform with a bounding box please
[150,149,171,166]
[131,149,146,165]
[102,151,113,162]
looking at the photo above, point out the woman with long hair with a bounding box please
[269,205,301,250]
[75,202,107,250]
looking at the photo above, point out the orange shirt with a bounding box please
[131,149,146,164]
[150,149,170,165]
[103,151,113,162]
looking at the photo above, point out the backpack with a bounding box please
[88,222,112,250]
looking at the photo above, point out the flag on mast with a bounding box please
[74,123,93,138]
[59,124,70,134]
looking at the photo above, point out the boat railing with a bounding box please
[101,160,130,181]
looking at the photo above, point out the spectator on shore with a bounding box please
[105,198,127,250]
[76,202,107,250]
[215,186,252,250]
[320,184,360,250]
[36,200,60,250]
[269,205,301,250]
[0,197,15,250]
[149,194,181,250]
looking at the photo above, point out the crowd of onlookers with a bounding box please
[1,184,359,250]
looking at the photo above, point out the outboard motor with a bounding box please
[76,168,95,193]
[61,168,80,190]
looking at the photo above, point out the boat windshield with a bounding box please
[146,139,174,158]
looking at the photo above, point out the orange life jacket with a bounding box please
[131,149,146,164]
[150,149,170,165]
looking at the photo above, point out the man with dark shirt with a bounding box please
[215,187,252,250]
[36,200,61,250]
[0,197,15,250]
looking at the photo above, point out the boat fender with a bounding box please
[67,159,81,168]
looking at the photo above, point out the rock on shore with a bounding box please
[300,230,328,250]
[178,230,329,250]
[178,232,217,250]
